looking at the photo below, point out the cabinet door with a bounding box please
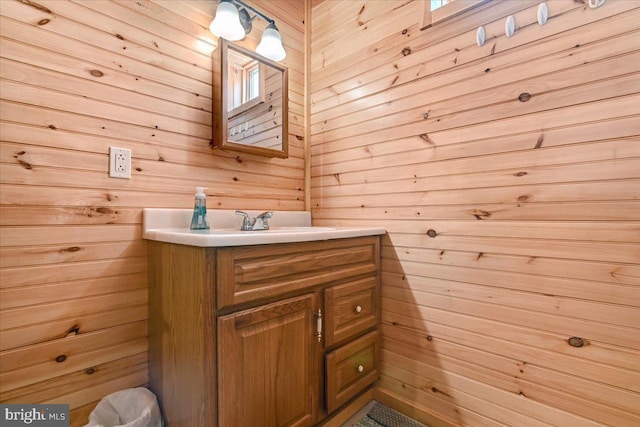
[218,293,319,427]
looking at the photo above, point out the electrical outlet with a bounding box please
[109,147,131,179]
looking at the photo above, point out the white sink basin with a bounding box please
[208,226,337,234]
[143,209,385,247]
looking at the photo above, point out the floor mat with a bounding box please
[351,402,427,427]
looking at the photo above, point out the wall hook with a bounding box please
[537,3,548,25]
[589,0,605,8]
[476,26,486,47]
[505,15,515,38]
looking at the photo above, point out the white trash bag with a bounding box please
[84,387,163,427]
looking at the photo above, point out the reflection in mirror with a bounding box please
[227,49,265,118]
[212,39,288,158]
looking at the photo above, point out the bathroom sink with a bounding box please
[208,226,337,234]
[143,209,385,247]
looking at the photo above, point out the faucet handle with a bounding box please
[254,211,274,230]
[256,211,274,219]
[235,210,252,231]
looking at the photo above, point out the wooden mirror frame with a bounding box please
[212,39,289,158]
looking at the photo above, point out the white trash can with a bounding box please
[84,387,163,427]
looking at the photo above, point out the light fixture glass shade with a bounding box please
[209,1,245,41]
[256,23,286,61]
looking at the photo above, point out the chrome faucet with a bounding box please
[235,211,274,231]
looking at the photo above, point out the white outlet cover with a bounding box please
[109,146,131,179]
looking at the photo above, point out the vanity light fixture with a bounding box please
[209,0,287,61]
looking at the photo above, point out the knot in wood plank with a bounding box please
[518,93,532,102]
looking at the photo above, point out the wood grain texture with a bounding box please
[147,241,216,427]
[325,330,380,413]
[310,0,640,425]
[149,236,380,426]
[216,236,379,309]
[0,0,305,418]
[218,292,318,427]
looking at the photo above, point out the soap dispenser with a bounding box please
[190,187,210,230]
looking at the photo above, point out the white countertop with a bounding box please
[143,209,385,247]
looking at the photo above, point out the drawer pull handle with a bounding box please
[316,309,323,343]
[357,365,364,373]
[354,305,362,313]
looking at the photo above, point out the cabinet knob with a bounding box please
[357,365,364,373]
[354,305,362,313]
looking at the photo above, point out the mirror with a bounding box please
[212,39,289,158]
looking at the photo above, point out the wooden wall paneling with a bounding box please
[0,58,211,125]
[0,17,211,98]
[0,272,147,308]
[0,257,148,289]
[0,184,304,212]
[382,283,639,350]
[381,347,636,427]
[0,118,304,182]
[314,201,640,223]
[384,276,640,349]
[0,79,211,138]
[0,337,148,393]
[388,233,639,264]
[311,96,640,178]
[380,318,639,426]
[310,0,570,107]
[0,0,306,419]
[311,2,637,115]
[0,102,211,156]
[381,321,640,396]
[151,0,215,28]
[378,245,640,287]
[312,167,640,204]
[380,255,640,306]
[0,206,142,227]
[313,30,638,140]
[0,289,148,331]
[377,372,508,427]
[85,0,217,55]
[311,115,640,170]
[0,305,148,352]
[0,37,211,112]
[0,3,210,83]
[312,48,640,137]
[1,352,148,403]
[381,299,639,376]
[312,1,415,56]
[0,322,148,377]
[311,0,640,425]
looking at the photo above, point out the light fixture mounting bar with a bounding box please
[231,0,275,26]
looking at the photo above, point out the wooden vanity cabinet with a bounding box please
[148,236,380,427]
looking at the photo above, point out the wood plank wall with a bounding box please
[310,1,640,426]
[0,0,305,424]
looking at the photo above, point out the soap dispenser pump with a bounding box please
[190,187,210,230]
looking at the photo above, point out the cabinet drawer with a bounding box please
[325,277,378,347]
[325,330,380,413]
[217,237,379,309]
